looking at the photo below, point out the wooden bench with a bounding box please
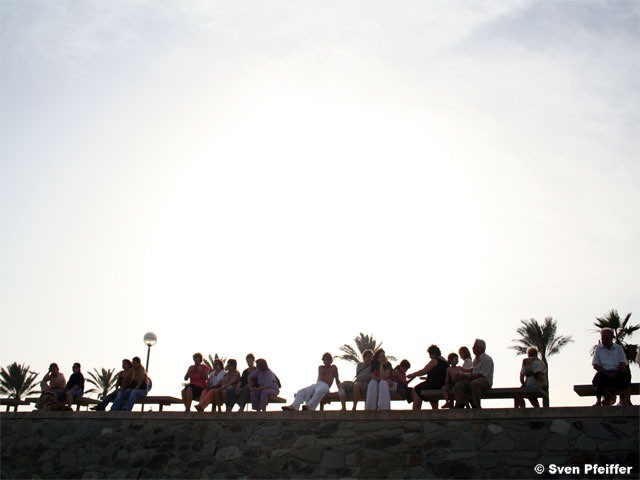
[23,396,100,411]
[573,383,639,400]
[319,386,546,410]
[1,398,31,412]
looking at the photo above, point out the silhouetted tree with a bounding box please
[0,362,39,400]
[337,333,396,365]
[510,317,573,407]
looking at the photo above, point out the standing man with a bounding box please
[592,328,631,406]
[454,339,494,409]
[282,353,340,411]
[65,363,85,409]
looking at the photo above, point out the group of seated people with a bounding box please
[36,357,152,411]
[182,353,280,412]
[280,339,499,411]
[38,328,632,412]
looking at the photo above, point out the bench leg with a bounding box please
[159,405,163,412]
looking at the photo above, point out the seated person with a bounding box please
[366,349,393,411]
[111,357,149,411]
[592,328,632,406]
[283,353,340,411]
[392,359,412,403]
[337,349,373,411]
[228,353,256,412]
[217,359,241,411]
[458,346,473,377]
[36,363,67,410]
[517,347,547,408]
[441,353,460,408]
[196,359,226,411]
[182,353,210,411]
[91,359,132,411]
[64,363,85,408]
[248,359,280,412]
[454,339,494,409]
[408,345,448,410]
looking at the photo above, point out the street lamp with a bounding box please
[143,332,157,372]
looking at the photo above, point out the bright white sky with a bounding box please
[1,0,638,409]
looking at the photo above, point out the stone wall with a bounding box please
[1,407,638,479]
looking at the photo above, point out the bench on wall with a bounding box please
[573,383,639,399]
[318,386,547,410]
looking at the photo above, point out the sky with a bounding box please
[1,0,639,409]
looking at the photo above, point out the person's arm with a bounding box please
[333,365,340,386]
[317,366,323,383]
[184,366,193,382]
[408,360,435,379]
[248,371,258,391]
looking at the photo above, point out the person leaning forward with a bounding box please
[454,339,494,409]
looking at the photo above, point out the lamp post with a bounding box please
[143,332,157,372]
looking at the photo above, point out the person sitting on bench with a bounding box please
[64,363,85,409]
[282,353,340,411]
[454,339,494,409]
[337,349,373,411]
[592,328,631,406]
[517,347,547,408]
[92,359,132,411]
[111,357,148,411]
[182,353,210,411]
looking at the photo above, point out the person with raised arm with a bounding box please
[408,345,448,410]
[182,353,210,411]
[282,353,340,411]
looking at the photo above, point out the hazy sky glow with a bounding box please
[1,0,639,408]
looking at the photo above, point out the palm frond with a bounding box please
[0,363,39,400]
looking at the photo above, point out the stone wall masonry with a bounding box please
[1,407,638,479]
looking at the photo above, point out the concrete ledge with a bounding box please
[2,405,637,421]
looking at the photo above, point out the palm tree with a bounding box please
[85,368,118,399]
[337,333,396,365]
[203,353,226,370]
[593,309,639,364]
[0,362,39,400]
[510,317,573,407]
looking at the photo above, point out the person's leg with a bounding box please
[123,388,147,411]
[237,386,250,411]
[470,378,489,408]
[289,384,314,410]
[259,388,279,411]
[338,382,352,411]
[250,390,260,411]
[307,382,330,411]
[93,391,117,411]
[198,389,214,411]
[182,386,193,411]
[411,387,423,410]
[352,382,363,411]
[365,380,378,410]
[111,390,131,411]
[592,372,609,406]
[454,381,471,408]
[378,381,391,410]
